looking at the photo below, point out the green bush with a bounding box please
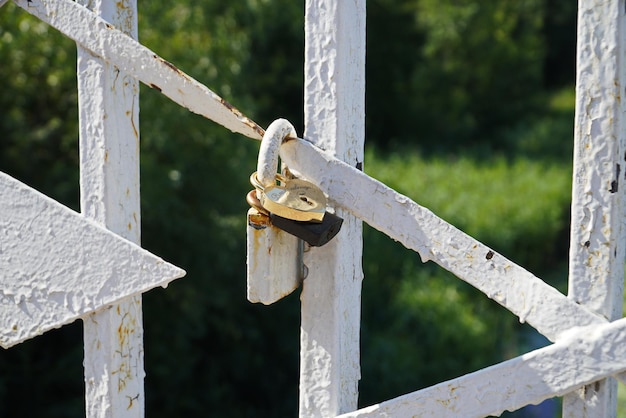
[359,148,572,406]
[364,149,572,273]
[367,0,549,149]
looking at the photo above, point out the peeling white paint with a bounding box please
[256,119,298,187]
[564,0,626,415]
[0,172,185,348]
[336,318,626,418]
[246,208,300,304]
[76,0,148,416]
[299,1,365,417]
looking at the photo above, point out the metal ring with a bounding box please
[250,172,265,191]
[257,119,297,188]
[250,171,287,192]
[245,189,270,216]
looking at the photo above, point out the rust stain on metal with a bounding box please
[281,135,299,144]
[152,54,192,82]
[220,98,236,112]
[220,98,265,138]
[148,55,264,139]
[130,116,138,138]
[248,211,270,229]
[117,321,128,347]
[129,96,138,139]
[154,55,180,72]
[114,311,137,393]
[126,394,140,410]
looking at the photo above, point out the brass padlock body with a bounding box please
[250,172,326,222]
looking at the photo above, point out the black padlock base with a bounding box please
[270,212,343,247]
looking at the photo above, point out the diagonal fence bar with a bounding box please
[335,317,626,418]
[0,172,185,349]
[12,0,264,141]
[281,138,606,343]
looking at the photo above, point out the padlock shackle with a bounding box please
[257,119,298,188]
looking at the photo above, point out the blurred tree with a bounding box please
[542,0,577,88]
[0,5,79,206]
[367,0,557,151]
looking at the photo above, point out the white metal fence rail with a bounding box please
[2,0,626,417]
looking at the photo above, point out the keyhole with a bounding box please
[300,196,313,206]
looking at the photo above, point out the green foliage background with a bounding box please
[0,0,580,416]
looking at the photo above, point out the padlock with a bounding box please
[248,188,342,247]
[245,118,342,305]
[250,172,326,222]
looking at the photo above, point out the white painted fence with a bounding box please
[2,0,626,416]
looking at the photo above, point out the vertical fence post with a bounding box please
[77,0,144,416]
[564,0,626,416]
[299,1,366,416]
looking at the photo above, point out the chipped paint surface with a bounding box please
[564,0,626,415]
[0,173,185,348]
[299,1,366,417]
[13,0,264,141]
[246,208,300,304]
[256,119,297,187]
[336,318,626,418]
[568,0,626,322]
[75,0,148,416]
